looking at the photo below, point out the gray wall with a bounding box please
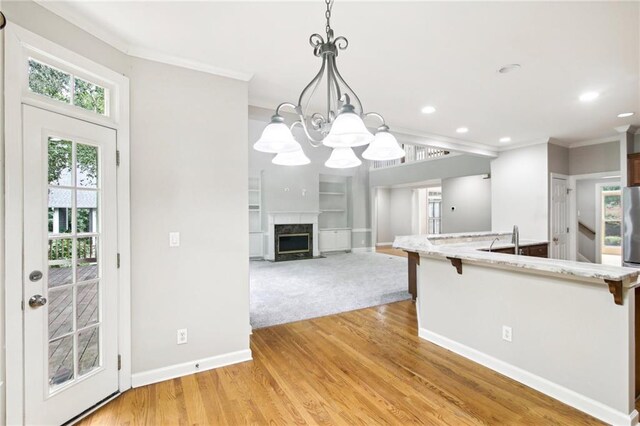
[389,188,414,238]
[569,141,620,175]
[130,58,250,373]
[369,154,491,187]
[249,108,372,248]
[441,175,491,234]
[548,143,570,175]
[375,188,392,244]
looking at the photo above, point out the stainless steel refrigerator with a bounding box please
[623,187,640,266]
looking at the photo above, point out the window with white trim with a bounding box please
[28,58,110,117]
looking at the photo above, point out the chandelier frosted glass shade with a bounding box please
[322,104,374,148]
[272,146,311,166]
[325,147,362,169]
[362,127,406,161]
[253,115,300,154]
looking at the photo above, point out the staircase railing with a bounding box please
[371,144,450,170]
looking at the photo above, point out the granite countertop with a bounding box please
[393,232,639,284]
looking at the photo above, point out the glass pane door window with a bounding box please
[601,186,621,256]
[47,136,102,392]
[24,105,118,426]
[427,188,442,235]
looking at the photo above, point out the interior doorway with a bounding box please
[596,183,622,266]
[572,174,621,265]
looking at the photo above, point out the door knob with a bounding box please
[28,295,47,308]
[552,237,559,242]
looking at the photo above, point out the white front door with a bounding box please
[23,105,119,425]
[551,176,570,260]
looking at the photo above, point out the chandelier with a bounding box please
[253,0,405,168]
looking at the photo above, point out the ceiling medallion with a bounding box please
[253,0,404,168]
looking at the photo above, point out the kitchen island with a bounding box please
[394,232,640,426]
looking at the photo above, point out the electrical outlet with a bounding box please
[177,328,188,345]
[169,232,180,247]
[502,325,512,342]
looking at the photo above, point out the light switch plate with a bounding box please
[169,232,180,247]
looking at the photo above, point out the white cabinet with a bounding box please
[319,229,351,253]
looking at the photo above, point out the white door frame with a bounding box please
[4,24,131,425]
[566,171,621,262]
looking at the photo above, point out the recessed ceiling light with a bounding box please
[499,137,511,143]
[618,112,634,118]
[579,91,599,102]
[421,106,436,114]
[456,127,468,134]
[498,64,521,74]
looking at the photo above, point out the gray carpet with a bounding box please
[250,251,410,328]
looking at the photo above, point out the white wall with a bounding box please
[419,257,635,423]
[441,175,491,234]
[491,144,549,240]
[130,57,250,375]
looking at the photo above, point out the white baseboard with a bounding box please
[376,242,394,246]
[131,349,253,388]
[352,247,374,253]
[419,328,638,426]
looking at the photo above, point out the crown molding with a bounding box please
[496,137,551,152]
[34,0,253,82]
[127,46,253,82]
[614,125,639,134]
[568,135,620,149]
[389,125,499,158]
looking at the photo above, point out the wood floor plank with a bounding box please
[77,301,604,425]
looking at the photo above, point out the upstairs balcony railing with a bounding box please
[371,144,450,170]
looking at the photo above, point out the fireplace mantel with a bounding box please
[265,212,320,261]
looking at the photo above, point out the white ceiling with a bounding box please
[39,1,640,148]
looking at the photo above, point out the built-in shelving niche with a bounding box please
[249,175,263,257]
[318,174,351,230]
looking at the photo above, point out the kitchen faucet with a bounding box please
[512,225,520,255]
[489,237,500,252]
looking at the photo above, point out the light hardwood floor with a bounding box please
[78,301,603,425]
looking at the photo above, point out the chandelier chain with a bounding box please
[325,0,333,39]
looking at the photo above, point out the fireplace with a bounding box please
[275,224,313,261]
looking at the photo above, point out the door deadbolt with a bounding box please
[28,295,47,308]
[29,270,43,282]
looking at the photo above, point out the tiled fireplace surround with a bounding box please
[265,212,320,261]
